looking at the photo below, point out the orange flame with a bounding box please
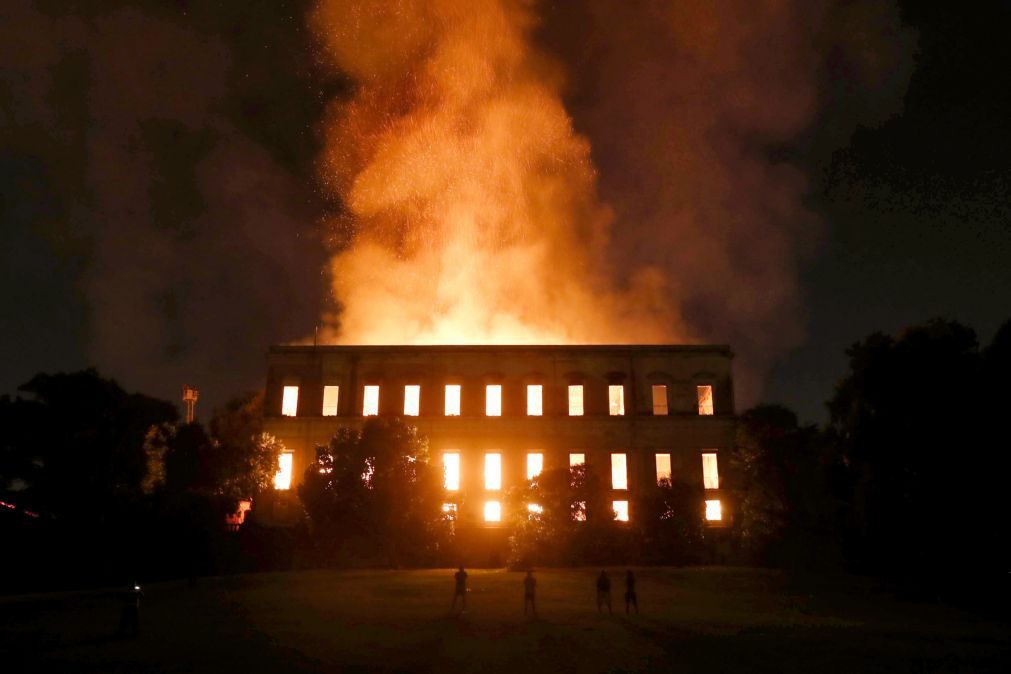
[310,0,686,345]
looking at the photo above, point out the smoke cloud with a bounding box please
[0,1,324,406]
[311,0,684,346]
[312,0,914,401]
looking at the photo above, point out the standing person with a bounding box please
[624,570,638,614]
[523,570,537,617]
[116,581,143,638]
[451,566,468,613]
[596,570,612,614]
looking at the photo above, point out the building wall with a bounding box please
[263,345,735,525]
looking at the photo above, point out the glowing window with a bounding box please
[573,501,587,521]
[527,385,543,416]
[705,499,722,521]
[702,452,719,489]
[608,385,625,416]
[527,503,543,516]
[485,384,502,416]
[652,384,668,415]
[322,385,339,416]
[697,385,714,416]
[655,453,672,484]
[273,452,293,490]
[363,385,379,416]
[569,452,585,467]
[445,384,461,416]
[443,452,460,491]
[484,500,501,522]
[613,500,630,522]
[485,452,502,490]
[568,385,584,416]
[526,452,544,480]
[404,385,420,416]
[611,453,628,490]
[281,386,298,417]
[442,503,457,520]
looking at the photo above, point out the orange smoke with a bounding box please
[310,0,686,345]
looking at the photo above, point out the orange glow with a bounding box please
[404,385,420,416]
[443,452,460,491]
[311,0,685,349]
[526,452,543,480]
[573,501,587,522]
[485,385,502,416]
[274,452,293,490]
[702,452,719,489]
[322,385,339,416]
[705,499,722,521]
[527,385,542,416]
[569,452,585,467]
[281,386,298,417]
[568,385,584,416]
[442,503,457,520]
[612,500,629,522]
[484,500,502,523]
[652,384,668,415]
[608,385,625,416]
[363,385,379,416]
[444,384,461,416]
[527,503,543,516]
[697,385,714,415]
[611,453,627,490]
[485,452,502,490]
[655,453,672,483]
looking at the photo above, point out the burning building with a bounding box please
[262,344,734,529]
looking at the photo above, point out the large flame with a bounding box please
[311,0,685,345]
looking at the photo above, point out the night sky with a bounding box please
[2,0,1009,422]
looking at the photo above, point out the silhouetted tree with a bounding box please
[505,460,638,565]
[207,392,278,502]
[298,418,449,566]
[1,369,177,519]
[828,319,1005,581]
[727,405,843,567]
[633,478,706,565]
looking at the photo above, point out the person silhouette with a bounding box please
[624,570,638,614]
[523,570,537,617]
[451,566,468,613]
[116,581,143,638]
[596,570,612,614]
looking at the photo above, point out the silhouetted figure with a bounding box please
[624,570,638,614]
[451,566,468,613]
[116,581,143,638]
[596,570,612,614]
[524,570,537,617]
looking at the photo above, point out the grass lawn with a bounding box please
[2,567,1008,673]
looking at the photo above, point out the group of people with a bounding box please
[451,567,639,616]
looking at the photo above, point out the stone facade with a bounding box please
[263,344,735,527]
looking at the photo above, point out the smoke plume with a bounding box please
[311,0,685,346]
[312,0,914,401]
[0,1,324,407]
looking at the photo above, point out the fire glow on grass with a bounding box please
[310,0,686,346]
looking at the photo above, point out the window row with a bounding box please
[441,498,723,523]
[440,451,719,492]
[280,383,716,418]
[271,450,719,493]
[271,451,722,523]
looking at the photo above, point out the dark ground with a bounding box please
[1,567,1008,673]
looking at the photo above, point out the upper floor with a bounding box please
[265,344,734,420]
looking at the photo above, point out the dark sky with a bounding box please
[1,0,1008,422]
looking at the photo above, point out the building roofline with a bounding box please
[268,343,733,357]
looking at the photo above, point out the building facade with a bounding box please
[263,344,735,528]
